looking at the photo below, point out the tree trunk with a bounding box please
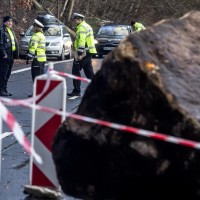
[67,0,75,22]
[57,0,59,19]
[32,0,43,10]
[31,0,76,38]
[60,0,69,18]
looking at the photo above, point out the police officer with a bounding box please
[26,19,46,97]
[67,13,97,97]
[131,21,145,32]
[0,16,19,96]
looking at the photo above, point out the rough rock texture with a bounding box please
[52,11,200,200]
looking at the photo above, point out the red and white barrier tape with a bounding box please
[0,66,199,166]
[0,101,42,164]
[50,69,91,83]
[0,66,61,166]
[1,97,200,151]
[18,68,52,104]
[0,132,13,140]
[0,66,74,166]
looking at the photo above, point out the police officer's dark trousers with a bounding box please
[31,58,45,82]
[72,53,94,92]
[0,58,13,92]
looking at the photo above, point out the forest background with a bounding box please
[0,0,200,39]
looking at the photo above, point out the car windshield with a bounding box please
[26,26,61,36]
[98,25,130,36]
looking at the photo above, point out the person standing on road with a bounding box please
[26,19,46,97]
[67,13,97,97]
[0,16,19,96]
[131,21,145,32]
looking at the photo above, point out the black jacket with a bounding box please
[0,25,19,60]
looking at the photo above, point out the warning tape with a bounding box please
[0,66,199,167]
[1,97,200,151]
[50,69,91,83]
[0,101,42,164]
[0,65,87,175]
[18,68,52,104]
[0,66,55,165]
[0,132,13,140]
[0,65,90,168]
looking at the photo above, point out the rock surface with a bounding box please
[52,11,200,200]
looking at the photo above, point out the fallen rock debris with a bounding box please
[52,11,200,200]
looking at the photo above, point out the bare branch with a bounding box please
[60,0,69,18]
[67,0,75,22]
[31,0,76,38]
[32,0,43,10]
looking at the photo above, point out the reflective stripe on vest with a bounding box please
[6,27,16,51]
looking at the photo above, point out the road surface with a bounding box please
[0,58,102,200]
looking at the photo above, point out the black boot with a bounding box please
[28,94,33,97]
[67,90,81,97]
[0,91,10,97]
[4,87,12,96]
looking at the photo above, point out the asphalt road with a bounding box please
[0,58,102,200]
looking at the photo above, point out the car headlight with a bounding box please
[94,39,98,44]
[50,42,61,46]
[20,41,28,45]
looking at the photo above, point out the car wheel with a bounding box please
[58,47,65,61]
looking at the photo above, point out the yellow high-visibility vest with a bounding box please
[28,31,46,62]
[134,22,145,32]
[6,27,16,51]
[74,21,97,54]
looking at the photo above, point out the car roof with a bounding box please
[28,23,64,28]
[43,24,64,27]
[101,24,130,27]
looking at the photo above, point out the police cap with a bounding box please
[73,13,85,20]
[3,16,12,23]
[33,19,44,28]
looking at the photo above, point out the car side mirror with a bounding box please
[64,33,70,37]
[20,32,25,37]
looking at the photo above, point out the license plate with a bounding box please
[103,47,114,50]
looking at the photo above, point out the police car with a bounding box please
[19,14,72,60]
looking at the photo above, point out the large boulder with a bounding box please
[52,11,200,200]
